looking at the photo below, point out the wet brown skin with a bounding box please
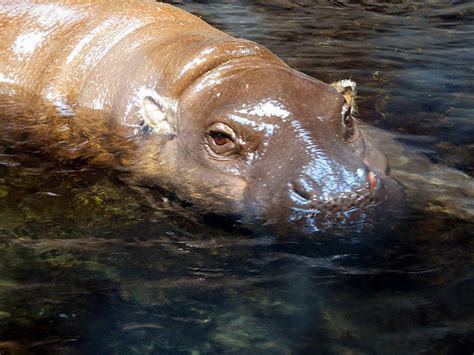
[0,0,403,235]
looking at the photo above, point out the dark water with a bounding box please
[1,1,473,354]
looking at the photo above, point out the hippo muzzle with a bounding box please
[243,113,398,235]
[246,164,397,234]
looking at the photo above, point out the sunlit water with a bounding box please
[1,1,473,354]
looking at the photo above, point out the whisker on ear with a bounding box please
[330,78,358,117]
[139,95,176,136]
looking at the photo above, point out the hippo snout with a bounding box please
[280,165,393,233]
[288,168,380,212]
[241,157,403,234]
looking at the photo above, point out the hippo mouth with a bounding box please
[290,187,381,217]
[288,206,377,234]
[287,171,382,221]
[283,177,404,235]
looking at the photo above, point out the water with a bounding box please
[1,1,473,353]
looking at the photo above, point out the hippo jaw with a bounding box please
[134,58,402,235]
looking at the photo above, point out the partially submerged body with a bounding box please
[0,0,404,235]
[363,125,473,223]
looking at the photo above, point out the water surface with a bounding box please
[1,1,473,354]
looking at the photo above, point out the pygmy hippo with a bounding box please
[0,0,403,235]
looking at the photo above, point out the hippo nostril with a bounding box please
[290,180,313,201]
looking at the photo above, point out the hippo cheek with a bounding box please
[170,164,249,215]
[198,176,248,215]
[126,140,248,215]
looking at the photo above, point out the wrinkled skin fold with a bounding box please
[0,0,404,235]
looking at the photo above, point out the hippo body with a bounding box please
[0,0,402,234]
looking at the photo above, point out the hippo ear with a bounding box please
[330,79,358,116]
[142,96,176,136]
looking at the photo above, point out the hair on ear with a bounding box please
[330,79,358,117]
[140,95,175,136]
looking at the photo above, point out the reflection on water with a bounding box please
[1,1,473,353]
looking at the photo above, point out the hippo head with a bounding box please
[132,57,402,235]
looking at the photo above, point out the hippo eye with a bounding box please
[206,123,237,155]
[211,131,232,146]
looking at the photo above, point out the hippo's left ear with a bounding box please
[141,95,176,137]
[330,79,358,116]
